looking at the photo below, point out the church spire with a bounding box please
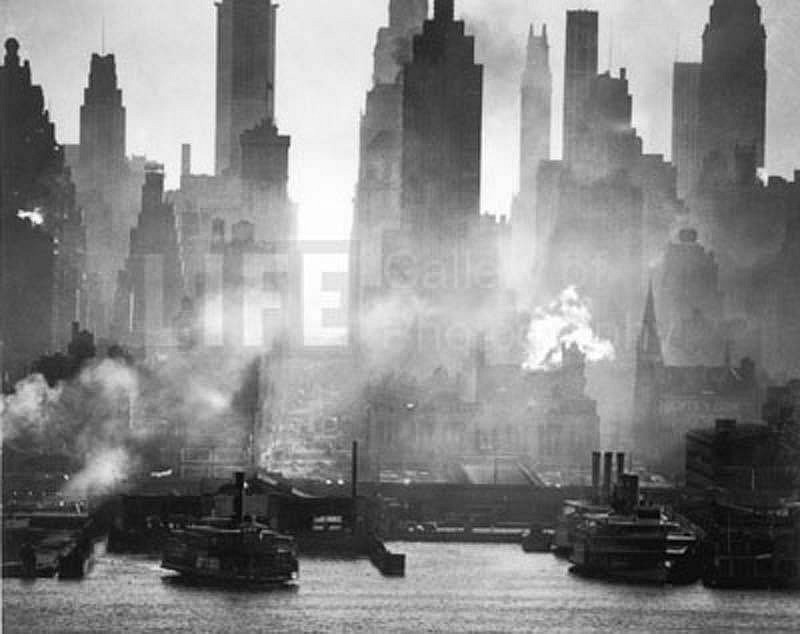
[638,281,663,364]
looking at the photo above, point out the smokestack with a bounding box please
[591,451,601,499]
[351,441,358,500]
[434,0,454,22]
[616,452,625,483]
[233,471,245,524]
[603,452,613,502]
[181,143,191,177]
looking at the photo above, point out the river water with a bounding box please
[3,544,799,633]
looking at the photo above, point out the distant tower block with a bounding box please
[181,143,192,177]
[698,0,766,182]
[519,23,551,199]
[563,10,598,165]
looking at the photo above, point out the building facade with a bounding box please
[634,286,761,474]
[1,38,84,382]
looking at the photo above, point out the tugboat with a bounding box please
[161,473,299,585]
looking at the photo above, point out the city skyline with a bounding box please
[6,0,800,239]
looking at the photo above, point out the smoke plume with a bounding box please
[524,286,616,371]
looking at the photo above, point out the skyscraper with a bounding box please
[215,0,277,176]
[351,0,428,347]
[80,53,126,183]
[519,24,551,202]
[114,163,183,353]
[698,0,766,185]
[72,52,146,338]
[672,62,702,199]
[511,23,551,288]
[1,38,84,377]
[402,0,483,236]
[563,11,598,165]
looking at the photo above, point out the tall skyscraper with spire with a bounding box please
[402,0,483,236]
[215,0,277,176]
[632,283,664,459]
[563,11,598,165]
[698,0,766,185]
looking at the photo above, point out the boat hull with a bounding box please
[161,560,297,586]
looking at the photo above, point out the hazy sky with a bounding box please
[5,0,800,238]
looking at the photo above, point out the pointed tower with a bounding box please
[637,281,663,366]
[519,23,551,199]
[633,282,664,461]
[511,23,552,287]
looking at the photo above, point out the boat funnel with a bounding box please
[616,452,625,483]
[591,452,601,500]
[234,471,245,524]
[351,441,358,500]
[603,452,613,502]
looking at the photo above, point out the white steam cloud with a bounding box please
[524,286,616,371]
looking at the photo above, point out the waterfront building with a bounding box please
[633,286,760,473]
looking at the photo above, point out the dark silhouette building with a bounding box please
[1,38,84,383]
[402,0,483,238]
[80,54,125,180]
[563,11,598,165]
[686,416,799,500]
[215,0,277,176]
[697,0,767,191]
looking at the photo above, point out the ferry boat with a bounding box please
[161,473,299,585]
[569,506,668,583]
[568,472,701,585]
[552,500,611,557]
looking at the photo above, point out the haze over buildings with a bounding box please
[6,0,800,238]
[3,0,800,489]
